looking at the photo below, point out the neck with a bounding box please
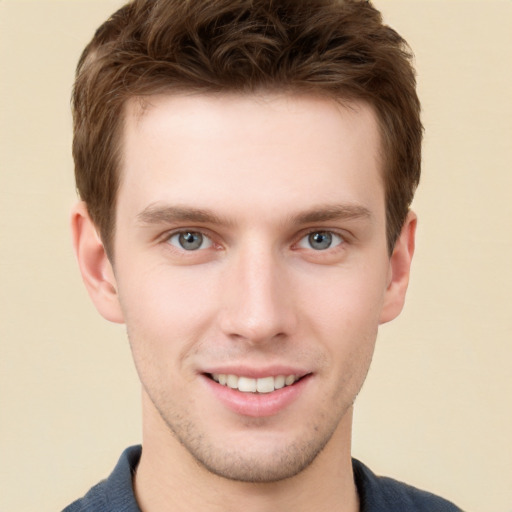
[134,393,359,512]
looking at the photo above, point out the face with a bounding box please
[77,93,413,483]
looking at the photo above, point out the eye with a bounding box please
[167,231,213,251]
[297,231,344,251]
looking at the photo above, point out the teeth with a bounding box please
[211,373,299,393]
[274,375,285,389]
[227,374,238,389]
[256,376,274,393]
[285,375,295,386]
[238,376,257,392]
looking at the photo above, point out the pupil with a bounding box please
[309,232,332,250]
[179,232,202,250]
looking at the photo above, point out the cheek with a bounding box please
[299,264,386,379]
[120,260,217,315]
[116,263,220,362]
[302,264,388,332]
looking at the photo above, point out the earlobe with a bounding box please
[71,202,124,324]
[379,211,417,325]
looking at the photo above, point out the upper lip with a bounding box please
[200,365,311,379]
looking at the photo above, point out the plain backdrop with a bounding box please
[0,1,511,511]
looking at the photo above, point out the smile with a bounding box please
[209,373,299,393]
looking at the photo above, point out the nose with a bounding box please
[218,241,297,344]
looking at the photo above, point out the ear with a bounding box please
[379,211,417,324]
[70,202,124,323]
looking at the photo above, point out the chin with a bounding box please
[191,444,324,483]
[167,418,341,483]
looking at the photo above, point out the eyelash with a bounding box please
[164,230,216,252]
[295,229,346,251]
[162,228,347,253]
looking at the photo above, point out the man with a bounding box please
[65,0,462,510]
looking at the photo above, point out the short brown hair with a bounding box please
[73,0,422,256]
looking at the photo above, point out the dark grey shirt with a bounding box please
[63,445,463,511]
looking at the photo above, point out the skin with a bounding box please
[72,93,416,512]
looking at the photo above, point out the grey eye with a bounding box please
[308,232,332,250]
[297,231,343,251]
[168,231,213,251]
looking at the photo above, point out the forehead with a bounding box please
[118,92,384,223]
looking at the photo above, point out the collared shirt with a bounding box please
[63,445,463,511]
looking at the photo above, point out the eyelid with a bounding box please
[294,228,347,250]
[162,228,218,250]
[158,226,350,254]
[170,231,212,250]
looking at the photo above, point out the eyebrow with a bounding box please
[137,204,233,227]
[290,204,372,224]
[136,203,372,227]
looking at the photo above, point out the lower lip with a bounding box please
[201,375,311,418]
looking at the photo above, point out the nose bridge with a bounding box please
[219,238,296,343]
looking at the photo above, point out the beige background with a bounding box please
[0,1,510,511]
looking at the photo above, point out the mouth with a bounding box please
[202,370,312,417]
[206,373,305,393]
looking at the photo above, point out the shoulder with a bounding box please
[61,479,108,512]
[61,445,142,512]
[352,459,464,512]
